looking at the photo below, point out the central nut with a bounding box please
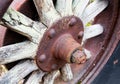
[36,15,87,72]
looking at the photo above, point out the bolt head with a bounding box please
[48,29,56,39]
[39,54,46,63]
[68,17,77,27]
[78,31,84,39]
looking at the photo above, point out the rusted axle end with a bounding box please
[52,33,86,64]
[0,0,13,20]
[36,16,87,72]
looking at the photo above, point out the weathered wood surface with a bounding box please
[25,70,45,84]
[81,0,108,25]
[84,49,92,59]
[33,0,61,27]
[0,65,8,77]
[60,64,73,81]
[73,0,89,18]
[82,24,103,44]
[43,70,60,84]
[0,60,38,84]
[2,8,46,44]
[56,0,73,16]
[0,41,37,64]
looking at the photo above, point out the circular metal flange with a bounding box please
[36,15,84,72]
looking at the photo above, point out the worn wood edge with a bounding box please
[60,64,73,82]
[25,70,46,84]
[2,8,47,44]
[73,0,89,18]
[43,70,60,84]
[82,24,104,45]
[0,60,38,84]
[0,41,37,64]
[81,0,108,25]
[56,0,73,17]
[33,0,61,27]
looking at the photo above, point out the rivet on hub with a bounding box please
[39,54,46,63]
[68,17,77,27]
[48,29,56,39]
[78,31,84,39]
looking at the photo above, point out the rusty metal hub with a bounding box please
[36,16,87,72]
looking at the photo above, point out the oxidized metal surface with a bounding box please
[36,16,86,72]
[0,0,13,20]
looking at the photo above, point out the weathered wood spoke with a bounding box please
[25,70,45,84]
[83,24,103,42]
[33,0,61,27]
[60,64,73,81]
[81,0,108,25]
[43,70,60,84]
[73,0,89,17]
[56,0,73,17]
[2,8,46,44]
[0,60,38,84]
[84,48,92,59]
[0,41,37,64]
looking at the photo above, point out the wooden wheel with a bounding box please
[0,0,119,84]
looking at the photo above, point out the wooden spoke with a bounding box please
[0,41,37,64]
[0,60,38,84]
[33,0,61,27]
[73,0,89,17]
[25,70,45,84]
[82,24,103,43]
[43,70,60,84]
[84,48,91,59]
[81,0,108,25]
[56,0,73,17]
[2,8,47,44]
[60,64,73,81]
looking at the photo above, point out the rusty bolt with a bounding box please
[71,50,86,64]
[68,17,77,27]
[78,31,84,39]
[38,54,46,63]
[48,29,56,39]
